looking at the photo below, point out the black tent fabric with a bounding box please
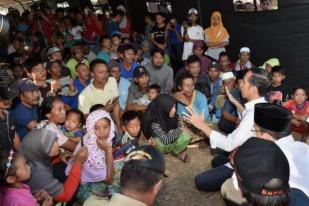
[124,0,309,91]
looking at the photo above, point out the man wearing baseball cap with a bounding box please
[12,78,40,139]
[182,8,204,61]
[222,103,309,205]
[234,47,254,71]
[84,145,166,206]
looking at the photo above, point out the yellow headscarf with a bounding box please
[204,11,230,43]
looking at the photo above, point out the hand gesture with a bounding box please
[34,190,49,202]
[148,138,156,146]
[182,107,205,131]
[51,80,61,93]
[96,138,113,152]
[174,92,190,106]
[104,98,117,112]
[41,195,53,206]
[74,147,88,165]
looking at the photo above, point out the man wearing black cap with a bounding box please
[84,145,165,206]
[228,137,291,206]
[126,66,150,112]
[12,78,40,139]
[0,81,20,151]
[184,68,271,192]
[222,103,309,205]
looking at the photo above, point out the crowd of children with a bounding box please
[0,3,308,206]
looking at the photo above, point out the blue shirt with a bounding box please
[118,77,131,110]
[97,50,111,63]
[177,90,211,121]
[106,20,119,36]
[168,23,182,46]
[12,103,38,139]
[119,62,139,81]
[69,78,91,109]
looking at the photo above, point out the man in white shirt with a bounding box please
[184,68,271,192]
[221,103,309,205]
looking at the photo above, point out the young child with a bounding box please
[268,66,289,104]
[63,109,85,142]
[283,86,309,137]
[132,84,161,106]
[0,151,53,206]
[113,111,141,158]
[65,110,117,203]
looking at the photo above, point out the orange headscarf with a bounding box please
[204,11,229,43]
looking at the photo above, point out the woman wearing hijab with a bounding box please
[65,110,117,204]
[19,129,88,202]
[204,11,230,60]
[142,94,191,162]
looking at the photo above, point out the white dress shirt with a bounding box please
[209,97,266,152]
[276,135,309,197]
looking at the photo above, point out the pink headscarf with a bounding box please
[65,110,115,184]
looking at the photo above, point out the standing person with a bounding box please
[183,68,271,192]
[181,8,204,61]
[144,15,155,48]
[106,10,124,37]
[151,13,167,51]
[12,78,40,139]
[167,16,183,71]
[84,145,165,206]
[142,94,191,162]
[117,5,132,38]
[268,66,289,104]
[144,48,173,94]
[204,11,230,61]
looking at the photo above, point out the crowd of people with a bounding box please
[0,4,309,206]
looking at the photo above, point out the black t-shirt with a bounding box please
[0,111,15,151]
[151,25,166,45]
[268,84,290,104]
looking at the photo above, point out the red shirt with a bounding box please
[283,100,309,133]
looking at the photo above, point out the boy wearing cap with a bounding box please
[108,60,131,112]
[126,66,150,112]
[84,145,165,206]
[12,78,40,139]
[181,8,204,61]
[234,47,254,71]
[222,103,309,205]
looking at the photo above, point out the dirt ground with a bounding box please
[154,143,226,206]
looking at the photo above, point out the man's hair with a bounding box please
[89,59,107,72]
[186,55,201,66]
[46,60,61,71]
[175,72,194,91]
[112,33,121,39]
[248,68,272,97]
[121,44,136,54]
[155,12,165,18]
[99,34,111,44]
[151,48,165,57]
[75,62,88,71]
[260,127,291,140]
[121,111,140,126]
[219,51,230,60]
[241,178,290,206]
[89,104,105,113]
[24,57,43,73]
[271,66,285,75]
[120,164,162,193]
[148,84,161,94]
[292,85,308,96]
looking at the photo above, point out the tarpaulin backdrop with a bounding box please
[117,0,309,91]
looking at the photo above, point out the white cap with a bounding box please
[188,8,198,15]
[222,72,235,81]
[240,47,250,54]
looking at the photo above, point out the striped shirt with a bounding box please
[151,118,182,145]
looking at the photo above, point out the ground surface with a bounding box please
[154,143,226,206]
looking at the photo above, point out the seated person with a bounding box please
[206,62,222,114]
[20,129,88,203]
[113,111,141,158]
[268,66,289,104]
[192,42,211,75]
[12,78,40,139]
[0,150,53,206]
[174,72,210,122]
[62,109,85,142]
[283,85,309,140]
[133,84,161,106]
[142,94,191,162]
[119,44,139,81]
[66,45,89,79]
[65,110,117,204]
[126,66,150,112]
[97,35,112,63]
[234,47,254,71]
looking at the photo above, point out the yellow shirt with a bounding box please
[78,77,119,114]
[83,193,147,206]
